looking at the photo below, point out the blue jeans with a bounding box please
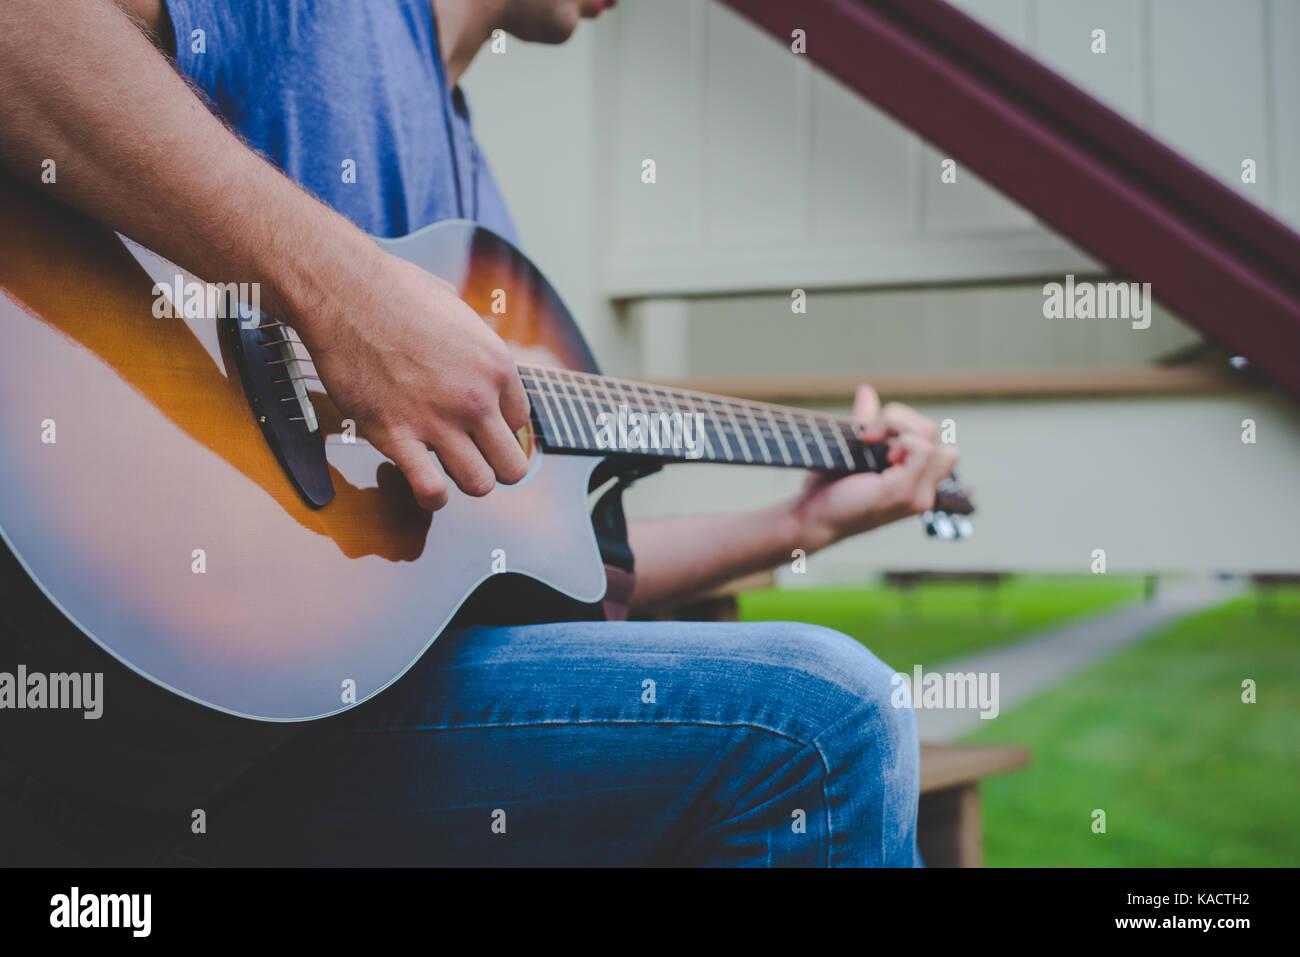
[176,619,922,867]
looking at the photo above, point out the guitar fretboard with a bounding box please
[517,364,883,473]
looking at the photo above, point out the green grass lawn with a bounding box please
[967,588,1300,866]
[738,575,1146,670]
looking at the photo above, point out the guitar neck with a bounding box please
[517,364,885,473]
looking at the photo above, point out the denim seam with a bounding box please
[807,696,897,868]
[806,741,834,868]
[352,716,842,866]
[346,717,818,750]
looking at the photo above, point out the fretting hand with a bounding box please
[785,385,959,551]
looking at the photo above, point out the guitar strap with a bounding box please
[588,457,662,572]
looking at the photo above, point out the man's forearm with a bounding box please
[627,386,962,615]
[1,0,532,509]
[626,504,808,616]
[0,0,378,335]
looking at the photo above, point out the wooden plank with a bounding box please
[705,569,777,597]
[885,570,1006,588]
[920,742,1031,793]
[664,362,1262,402]
[918,783,985,867]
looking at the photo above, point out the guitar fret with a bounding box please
[607,377,636,439]
[527,379,564,447]
[783,408,812,467]
[724,405,752,461]
[590,377,619,433]
[740,402,773,464]
[650,384,710,461]
[564,370,604,448]
[841,422,872,470]
[804,411,834,470]
[706,405,734,461]
[544,367,588,448]
[537,376,585,445]
[624,381,649,453]
[761,405,793,466]
[678,389,717,462]
[540,370,577,447]
[827,417,855,469]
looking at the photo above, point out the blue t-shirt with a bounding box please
[163,0,518,242]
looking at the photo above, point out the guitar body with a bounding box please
[0,175,608,726]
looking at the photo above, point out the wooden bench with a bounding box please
[1250,572,1300,617]
[883,569,1009,618]
[649,571,1032,866]
[641,569,778,622]
[918,742,1029,867]
[883,570,1007,589]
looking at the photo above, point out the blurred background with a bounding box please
[463,0,1300,865]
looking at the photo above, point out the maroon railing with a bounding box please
[720,0,1300,400]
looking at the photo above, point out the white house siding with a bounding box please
[462,1,1300,575]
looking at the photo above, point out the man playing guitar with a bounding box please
[0,0,958,866]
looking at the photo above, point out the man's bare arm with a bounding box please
[0,0,529,508]
[626,505,804,615]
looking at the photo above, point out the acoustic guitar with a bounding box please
[0,175,972,725]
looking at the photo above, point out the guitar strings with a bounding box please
[253,340,943,480]
[517,384,855,459]
[518,363,863,431]
[517,367,866,463]
[247,332,863,443]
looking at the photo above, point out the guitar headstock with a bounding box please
[923,475,975,540]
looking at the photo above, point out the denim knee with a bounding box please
[758,622,916,741]
[760,622,921,863]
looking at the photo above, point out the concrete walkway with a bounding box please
[913,577,1241,742]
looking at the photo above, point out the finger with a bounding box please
[383,436,449,511]
[913,451,958,514]
[852,384,880,425]
[929,444,960,485]
[888,433,941,510]
[856,385,893,443]
[855,386,897,444]
[432,428,498,498]
[473,417,531,486]
[904,439,960,513]
[886,432,931,470]
[500,369,532,433]
[860,395,937,445]
[879,401,940,441]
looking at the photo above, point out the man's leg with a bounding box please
[183,620,921,867]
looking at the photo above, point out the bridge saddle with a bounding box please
[221,311,335,508]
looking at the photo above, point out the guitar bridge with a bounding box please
[222,312,335,508]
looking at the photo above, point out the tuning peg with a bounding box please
[922,510,970,540]
[932,512,957,539]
